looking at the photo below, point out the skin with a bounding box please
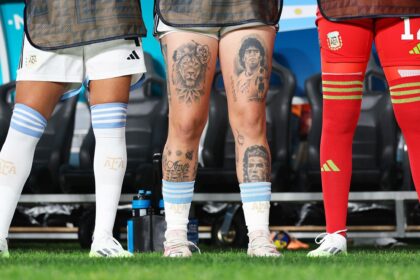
[16,76,132,120]
[161,25,275,183]
[161,33,217,182]
[220,26,275,183]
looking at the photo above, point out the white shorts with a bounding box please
[155,18,277,40]
[17,37,147,99]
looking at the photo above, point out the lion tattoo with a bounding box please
[172,41,210,104]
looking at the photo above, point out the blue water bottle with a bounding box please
[145,191,153,215]
[159,199,165,215]
[127,189,152,253]
[131,190,148,217]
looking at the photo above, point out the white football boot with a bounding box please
[163,230,200,258]
[247,230,282,257]
[89,236,132,258]
[307,230,347,257]
[0,238,9,258]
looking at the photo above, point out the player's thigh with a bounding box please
[219,26,275,121]
[85,39,147,105]
[88,76,132,105]
[160,32,218,123]
[375,17,420,80]
[317,15,373,72]
[85,38,146,99]
[15,81,67,120]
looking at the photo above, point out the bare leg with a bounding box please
[160,32,218,257]
[16,81,66,119]
[161,33,218,182]
[219,27,275,184]
[220,26,279,257]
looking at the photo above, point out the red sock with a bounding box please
[321,74,364,234]
[389,76,420,198]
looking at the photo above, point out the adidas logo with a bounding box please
[127,50,141,60]
[409,43,420,55]
[321,160,340,172]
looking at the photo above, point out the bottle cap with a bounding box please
[132,200,151,209]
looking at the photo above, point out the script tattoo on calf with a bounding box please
[234,36,269,102]
[162,149,190,182]
[243,145,271,182]
[172,41,210,105]
[162,148,198,182]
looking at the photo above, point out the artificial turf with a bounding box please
[0,243,419,280]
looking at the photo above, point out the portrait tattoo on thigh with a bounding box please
[243,145,271,182]
[234,36,269,102]
[172,41,210,105]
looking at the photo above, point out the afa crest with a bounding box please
[327,31,343,51]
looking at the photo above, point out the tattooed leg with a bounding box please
[160,33,218,182]
[219,28,277,246]
[162,147,198,182]
[219,26,275,183]
[160,34,217,254]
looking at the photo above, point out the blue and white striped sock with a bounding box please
[0,104,46,238]
[162,180,194,232]
[240,182,271,233]
[90,103,128,240]
[10,103,47,138]
[91,102,127,130]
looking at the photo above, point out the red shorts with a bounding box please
[316,11,420,67]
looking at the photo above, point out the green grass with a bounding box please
[0,243,420,280]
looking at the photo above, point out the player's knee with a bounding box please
[90,103,127,139]
[9,103,47,139]
[231,111,265,139]
[170,116,207,143]
[322,109,360,135]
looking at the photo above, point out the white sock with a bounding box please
[240,182,271,233]
[162,180,194,235]
[91,103,127,241]
[0,104,46,239]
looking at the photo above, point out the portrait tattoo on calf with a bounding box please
[243,145,271,182]
[234,36,269,102]
[172,41,211,105]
